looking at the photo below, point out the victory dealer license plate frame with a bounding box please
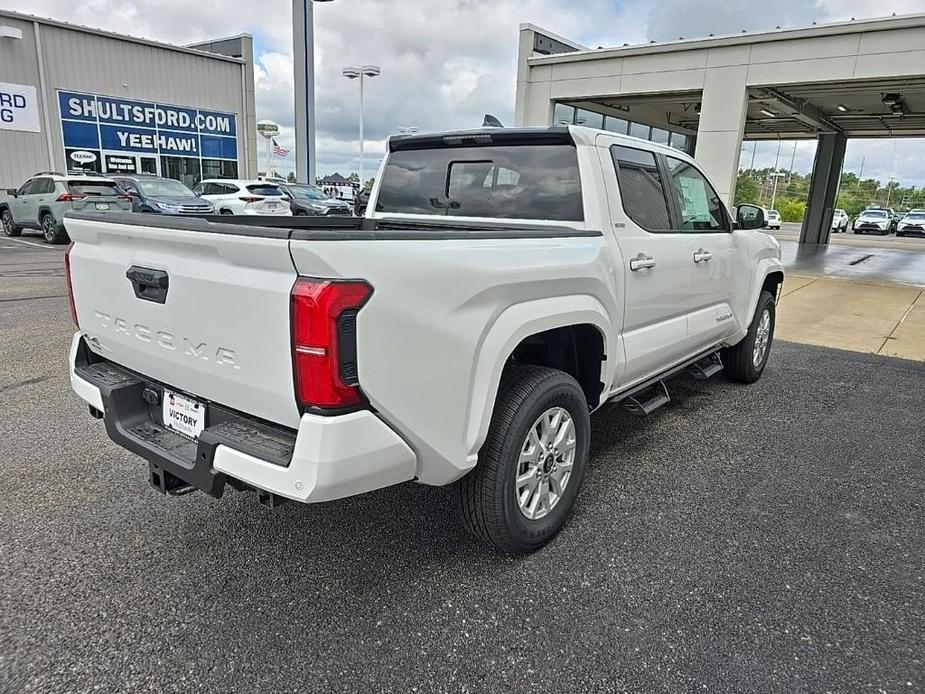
[163,389,206,441]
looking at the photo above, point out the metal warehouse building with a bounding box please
[0,9,257,191]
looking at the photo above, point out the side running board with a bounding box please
[622,381,670,417]
[688,353,724,380]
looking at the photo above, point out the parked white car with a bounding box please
[191,179,292,216]
[66,126,783,554]
[831,208,849,232]
[764,209,781,230]
[853,208,891,235]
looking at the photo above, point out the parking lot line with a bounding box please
[0,237,64,251]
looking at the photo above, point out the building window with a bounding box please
[604,117,628,134]
[629,122,650,140]
[201,158,238,180]
[160,156,202,189]
[553,103,575,126]
[574,109,604,129]
[650,128,670,145]
[670,132,689,153]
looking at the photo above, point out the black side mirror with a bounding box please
[736,204,765,230]
[6,188,18,197]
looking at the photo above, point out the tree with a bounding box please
[365,177,375,190]
[778,199,806,222]
[287,171,296,183]
[734,171,760,206]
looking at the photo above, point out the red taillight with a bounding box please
[118,195,132,202]
[56,193,86,202]
[290,278,372,410]
[239,196,264,203]
[64,243,79,326]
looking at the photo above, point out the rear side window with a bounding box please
[67,181,121,197]
[611,146,671,231]
[665,157,729,232]
[376,144,584,221]
[35,178,55,194]
[246,184,284,196]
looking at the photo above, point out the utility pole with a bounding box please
[769,172,786,211]
[788,141,797,183]
[857,156,865,190]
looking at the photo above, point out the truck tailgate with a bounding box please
[66,215,301,429]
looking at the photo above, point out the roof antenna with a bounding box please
[482,114,504,128]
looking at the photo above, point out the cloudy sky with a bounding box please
[10,0,925,184]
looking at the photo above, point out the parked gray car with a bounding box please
[1,172,131,244]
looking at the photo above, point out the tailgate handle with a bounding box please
[126,266,169,304]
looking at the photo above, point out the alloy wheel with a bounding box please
[753,308,772,368]
[515,406,576,521]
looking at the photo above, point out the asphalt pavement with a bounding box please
[2,239,924,693]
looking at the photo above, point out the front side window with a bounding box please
[377,144,583,221]
[665,157,729,232]
[18,179,38,196]
[611,146,671,231]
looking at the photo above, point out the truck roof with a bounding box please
[387,125,696,163]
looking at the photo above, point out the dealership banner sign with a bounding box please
[0,82,41,133]
[58,90,238,161]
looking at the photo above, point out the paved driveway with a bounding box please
[2,241,923,693]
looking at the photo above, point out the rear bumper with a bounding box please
[69,333,416,503]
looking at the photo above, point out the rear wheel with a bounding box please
[219,209,234,216]
[1,209,21,237]
[40,213,68,244]
[457,365,590,554]
[722,290,776,384]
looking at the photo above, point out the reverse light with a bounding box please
[290,278,373,410]
[64,243,79,326]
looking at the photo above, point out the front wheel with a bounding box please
[457,365,590,554]
[722,290,776,384]
[1,209,21,237]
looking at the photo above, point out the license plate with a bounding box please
[266,202,279,209]
[163,389,206,440]
[95,202,110,211]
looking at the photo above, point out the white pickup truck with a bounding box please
[67,126,782,553]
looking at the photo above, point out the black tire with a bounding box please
[722,290,776,384]
[219,209,234,216]
[40,213,68,244]
[294,210,308,216]
[457,365,590,554]
[1,208,21,237]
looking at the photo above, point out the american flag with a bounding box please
[272,139,290,156]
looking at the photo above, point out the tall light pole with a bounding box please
[769,171,786,211]
[293,0,334,185]
[342,65,380,186]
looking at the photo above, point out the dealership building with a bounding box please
[0,9,257,191]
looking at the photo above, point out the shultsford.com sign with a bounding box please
[0,82,41,133]
[58,90,238,161]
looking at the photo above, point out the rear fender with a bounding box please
[464,295,614,468]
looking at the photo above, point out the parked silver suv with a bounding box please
[1,172,131,244]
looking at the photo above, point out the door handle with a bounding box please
[629,253,656,271]
[693,249,713,263]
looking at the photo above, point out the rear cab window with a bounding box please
[611,145,672,231]
[67,180,121,197]
[376,134,584,222]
